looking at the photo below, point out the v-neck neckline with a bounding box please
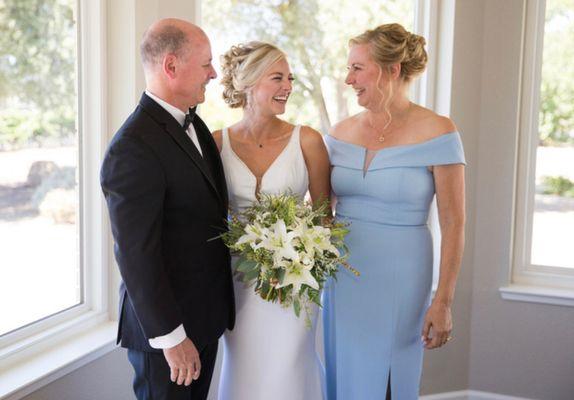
[224,126,297,182]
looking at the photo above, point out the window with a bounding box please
[0,0,82,337]
[0,1,112,395]
[509,0,574,295]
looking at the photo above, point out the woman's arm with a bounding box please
[422,162,466,349]
[300,126,331,208]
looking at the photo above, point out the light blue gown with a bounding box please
[323,132,465,400]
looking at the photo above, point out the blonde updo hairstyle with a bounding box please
[350,23,427,83]
[220,41,286,108]
[350,23,427,127]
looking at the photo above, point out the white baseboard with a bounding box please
[420,390,468,400]
[420,390,535,400]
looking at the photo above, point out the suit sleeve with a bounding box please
[101,135,182,339]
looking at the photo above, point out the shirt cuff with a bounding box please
[148,324,186,349]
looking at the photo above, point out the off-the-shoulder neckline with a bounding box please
[325,131,459,152]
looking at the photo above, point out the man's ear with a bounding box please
[162,53,177,79]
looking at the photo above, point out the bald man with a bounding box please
[101,19,235,400]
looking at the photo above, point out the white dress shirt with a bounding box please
[145,90,203,157]
[144,90,201,349]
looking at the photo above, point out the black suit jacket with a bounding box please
[101,93,235,353]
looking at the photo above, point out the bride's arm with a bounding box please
[300,126,331,211]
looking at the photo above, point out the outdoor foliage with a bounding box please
[0,0,76,149]
[542,175,574,197]
[539,0,574,145]
[202,0,413,133]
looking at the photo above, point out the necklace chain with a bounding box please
[372,102,412,143]
[243,123,287,149]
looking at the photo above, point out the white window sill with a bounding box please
[499,285,574,307]
[0,320,117,400]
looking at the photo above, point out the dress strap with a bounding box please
[290,125,308,176]
[291,125,303,156]
[293,125,302,146]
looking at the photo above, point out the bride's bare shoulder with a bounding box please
[212,129,223,152]
[300,125,326,151]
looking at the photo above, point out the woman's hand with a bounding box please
[421,301,453,349]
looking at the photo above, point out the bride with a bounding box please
[212,41,330,400]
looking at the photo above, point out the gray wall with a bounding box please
[22,349,133,400]
[20,1,574,399]
[468,1,574,399]
[421,0,484,394]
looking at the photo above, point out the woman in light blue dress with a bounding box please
[323,24,466,399]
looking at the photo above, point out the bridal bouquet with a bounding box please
[221,193,356,325]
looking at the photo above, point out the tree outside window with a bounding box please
[0,0,80,336]
[200,0,415,133]
[531,0,574,269]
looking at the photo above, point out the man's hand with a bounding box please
[163,337,201,386]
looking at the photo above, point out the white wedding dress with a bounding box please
[217,125,325,400]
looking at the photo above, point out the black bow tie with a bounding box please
[182,107,196,131]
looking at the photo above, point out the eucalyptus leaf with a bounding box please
[276,268,286,284]
[293,298,301,317]
[243,268,260,282]
[260,280,270,297]
[236,259,259,273]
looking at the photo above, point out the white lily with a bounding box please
[298,225,339,257]
[300,251,314,267]
[293,221,317,255]
[314,226,341,256]
[275,259,319,293]
[236,221,269,249]
[259,219,300,266]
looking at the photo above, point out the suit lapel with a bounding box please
[193,116,229,211]
[138,93,224,208]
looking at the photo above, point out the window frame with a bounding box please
[414,0,456,291]
[503,0,574,302]
[0,1,115,397]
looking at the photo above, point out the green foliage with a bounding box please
[0,0,77,149]
[542,175,574,197]
[539,0,574,145]
[0,107,75,148]
[202,0,414,132]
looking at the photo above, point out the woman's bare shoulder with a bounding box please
[300,125,327,152]
[411,106,457,140]
[329,113,363,141]
[212,129,223,152]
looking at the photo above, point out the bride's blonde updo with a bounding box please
[220,41,286,108]
[350,23,427,82]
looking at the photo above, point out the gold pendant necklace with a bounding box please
[372,101,412,144]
